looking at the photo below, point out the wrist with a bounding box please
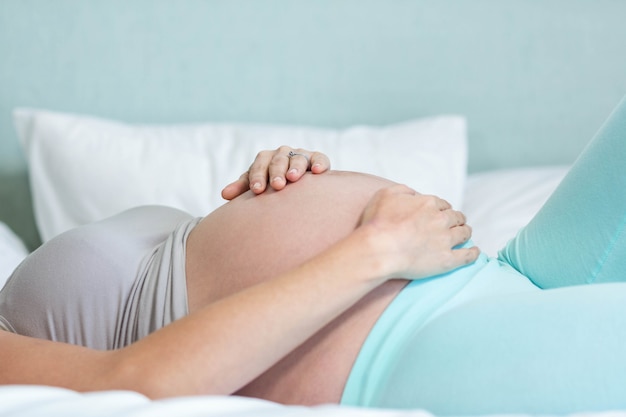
[347,225,399,285]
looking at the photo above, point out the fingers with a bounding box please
[361,185,480,278]
[445,246,482,269]
[441,206,471,247]
[443,214,480,269]
[220,146,332,200]
[262,147,309,191]
[430,224,480,276]
[221,172,250,201]
[268,147,332,189]
[281,150,310,185]
[446,209,467,228]
[436,198,452,211]
[248,150,276,194]
[449,223,472,247]
[247,146,330,193]
[309,152,331,174]
[277,148,333,185]
[228,147,294,197]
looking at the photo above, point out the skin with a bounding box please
[191,169,477,404]
[0,147,478,401]
[188,171,404,403]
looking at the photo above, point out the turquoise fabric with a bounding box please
[499,95,626,288]
[341,253,540,409]
[341,96,626,414]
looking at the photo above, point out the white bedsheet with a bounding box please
[1,386,625,417]
[0,386,435,417]
[461,165,569,256]
[0,222,28,289]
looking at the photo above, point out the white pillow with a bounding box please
[0,222,29,289]
[462,166,569,257]
[14,108,468,242]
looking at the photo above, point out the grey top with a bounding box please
[0,206,199,350]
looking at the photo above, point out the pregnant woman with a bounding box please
[1,95,626,416]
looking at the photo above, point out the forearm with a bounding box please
[0,331,117,391]
[110,226,387,398]
[0,228,383,397]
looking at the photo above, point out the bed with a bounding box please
[1,1,625,416]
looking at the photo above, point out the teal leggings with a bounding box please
[341,95,626,415]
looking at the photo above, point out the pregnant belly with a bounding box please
[235,278,408,404]
[185,171,408,404]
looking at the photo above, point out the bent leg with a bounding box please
[366,281,626,415]
[345,98,626,414]
[499,95,626,288]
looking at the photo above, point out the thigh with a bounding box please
[500,96,626,288]
[370,282,626,415]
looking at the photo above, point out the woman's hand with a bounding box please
[358,184,480,281]
[221,146,331,200]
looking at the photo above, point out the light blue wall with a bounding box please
[1,0,626,247]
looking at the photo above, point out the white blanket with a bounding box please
[0,223,28,289]
[0,386,437,417]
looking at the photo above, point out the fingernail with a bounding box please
[252,182,262,190]
[288,169,298,175]
[271,176,284,183]
[312,163,321,170]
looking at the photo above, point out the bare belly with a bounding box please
[185,171,408,404]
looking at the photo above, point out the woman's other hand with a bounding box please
[221,146,331,200]
[358,184,480,281]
